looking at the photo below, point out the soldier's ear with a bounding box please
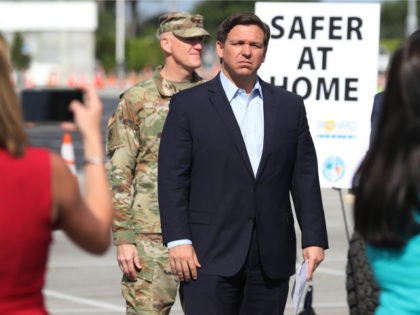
[160,33,172,54]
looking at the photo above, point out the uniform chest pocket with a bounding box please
[141,110,168,137]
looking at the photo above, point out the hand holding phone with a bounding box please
[68,84,103,139]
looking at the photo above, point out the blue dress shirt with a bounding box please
[219,70,264,176]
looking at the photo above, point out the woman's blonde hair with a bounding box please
[0,32,27,157]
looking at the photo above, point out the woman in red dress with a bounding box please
[0,33,113,314]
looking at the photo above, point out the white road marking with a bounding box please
[43,289,125,312]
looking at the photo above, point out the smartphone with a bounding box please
[21,88,84,122]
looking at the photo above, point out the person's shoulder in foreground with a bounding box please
[354,28,420,315]
[0,31,113,314]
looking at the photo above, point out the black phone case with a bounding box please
[21,88,83,122]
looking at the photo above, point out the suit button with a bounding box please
[248,217,254,223]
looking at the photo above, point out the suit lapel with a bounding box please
[256,80,276,181]
[208,75,254,178]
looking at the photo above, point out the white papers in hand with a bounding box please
[291,260,308,314]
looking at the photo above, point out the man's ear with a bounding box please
[216,40,224,59]
[160,33,171,54]
[262,48,267,63]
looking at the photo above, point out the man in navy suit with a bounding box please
[158,12,329,314]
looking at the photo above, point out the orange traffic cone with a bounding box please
[61,132,77,175]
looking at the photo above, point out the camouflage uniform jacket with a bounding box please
[106,66,203,246]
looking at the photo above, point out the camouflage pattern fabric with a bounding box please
[157,12,210,38]
[106,66,203,314]
[121,234,177,314]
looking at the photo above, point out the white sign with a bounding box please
[255,2,380,188]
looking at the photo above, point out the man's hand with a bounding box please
[117,244,141,281]
[303,246,324,281]
[168,244,201,282]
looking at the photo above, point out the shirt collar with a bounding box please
[153,65,203,98]
[219,70,262,102]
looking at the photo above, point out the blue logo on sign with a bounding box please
[322,156,345,182]
[316,120,357,139]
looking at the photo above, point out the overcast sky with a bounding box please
[137,0,199,21]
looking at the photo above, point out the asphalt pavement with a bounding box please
[27,88,354,315]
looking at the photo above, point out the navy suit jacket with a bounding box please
[370,91,384,146]
[158,74,328,279]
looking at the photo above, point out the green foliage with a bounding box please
[96,1,162,72]
[126,35,163,70]
[192,1,254,38]
[380,38,402,54]
[96,1,116,72]
[380,1,407,39]
[378,1,420,53]
[137,16,161,38]
[10,32,30,70]
[192,0,316,39]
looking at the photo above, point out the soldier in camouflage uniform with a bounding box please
[106,12,210,315]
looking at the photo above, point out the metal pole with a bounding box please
[333,187,351,243]
[116,0,125,85]
[406,0,418,37]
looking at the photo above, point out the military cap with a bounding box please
[157,12,210,38]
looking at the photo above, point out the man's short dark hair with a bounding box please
[216,12,271,48]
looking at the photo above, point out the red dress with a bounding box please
[0,147,52,315]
